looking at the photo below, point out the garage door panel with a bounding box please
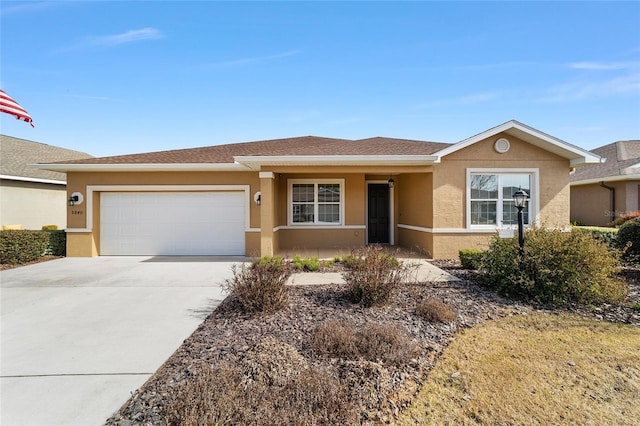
[100,192,246,255]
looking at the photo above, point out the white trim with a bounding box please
[80,185,253,232]
[287,179,345,226]
[398,224,500,234]
[571,174,640,186]
[235,155,438,170]
[365,180,394,245]
[0,174,66,185]
[274,225,365,232]
[31,163,252,173]
[246,228,261,232]
[466,168,540,230]
[432,120,602,166]
[259,171,274,179]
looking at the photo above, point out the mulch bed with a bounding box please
[103,259,638,425]
[0,255,63,271]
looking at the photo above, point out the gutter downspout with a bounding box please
[599,181,615,222]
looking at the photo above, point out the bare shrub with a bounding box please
[223,257,291,314]
[415,297,457,323]
[165,340,356,426]
[343,246,413,307]
[312,320,419,366]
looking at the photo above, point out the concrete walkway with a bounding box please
[288,258,459,285]
[0,256,244,426]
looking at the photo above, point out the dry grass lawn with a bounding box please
[395,313,640,426]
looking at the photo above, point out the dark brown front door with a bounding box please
[368,184,390,244]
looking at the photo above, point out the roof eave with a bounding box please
[571,174,640,186]
[0,174,66,185]
[433,120,603,166]
[234,155,439,169]
[30,163,252,173]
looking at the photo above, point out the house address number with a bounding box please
[71,210,84,215]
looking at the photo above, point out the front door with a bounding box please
[368,184,390,244]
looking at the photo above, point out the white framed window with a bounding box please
[288,179,344,225]
[467,169,538,228]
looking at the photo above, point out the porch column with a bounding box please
[259,171,275,257]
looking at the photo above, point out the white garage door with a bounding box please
[100,192,245,255]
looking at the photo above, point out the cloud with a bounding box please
[569,61,639,71]
[0,1,61,16]
[202,50,302,68]
[55,28,163,52]
[539,73,640,103]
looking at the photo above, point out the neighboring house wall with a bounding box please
[0,179,67,229]
[571,180,640,226]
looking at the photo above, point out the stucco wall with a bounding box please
[0,180,67,229]
[571,180,640,226]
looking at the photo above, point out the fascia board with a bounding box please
[0,174,66,185]
[570,174,640,186]
[234,155,439,167]
[433,120,602,166]
[29,163,252,173]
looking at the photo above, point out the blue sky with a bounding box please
[1,1,639,158]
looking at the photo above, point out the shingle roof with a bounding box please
[49,136,451,165]
[0,134,93,182]
[571,140,640,183]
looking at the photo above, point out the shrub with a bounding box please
[223,257,291,314]
[617,218,640,264]
[0,230,50,264]
[481,227,627,305]
[291,255,320,271]
[41,224,58,230]
[573,226,618,249]
[415,297,458,323]
[44,230,66,256]
[459,248,483,270]
[311,320,419,367]
[610,211,640,227]
[166,361,354,426]
[342,246,412,307]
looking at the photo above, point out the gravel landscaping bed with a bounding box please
[106,259,639,426]
[106,273,528,425]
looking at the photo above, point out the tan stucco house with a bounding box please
[0,134,92,230]
[35,120,601,259]
[570,140,640,226]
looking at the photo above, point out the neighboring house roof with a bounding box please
[1,134,93,184]
[570,140,640,185]
[33,120,602,172]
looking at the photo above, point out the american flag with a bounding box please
[0,89,34,127]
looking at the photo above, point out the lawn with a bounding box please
[394,313,640,426]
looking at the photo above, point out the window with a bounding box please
[469,172,532,227]
[290,180,343,225]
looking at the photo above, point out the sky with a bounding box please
[1,1,639,158]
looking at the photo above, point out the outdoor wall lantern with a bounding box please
[388,177,395,188]
[254,192,261,206]
[68,192,84,207]
[513,188,529,257]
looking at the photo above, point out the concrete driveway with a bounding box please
[0,256,244,426]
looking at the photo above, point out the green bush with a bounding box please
[459,248,483,270]
[41,224,58,230]
[291,255,320,271]
[223,257,292,314]
[0,230,50,264]
[573,226,618,249]
[617,218,640,264]
[342,246,412,307]
[44,230,66,256]
[481,227,626,305]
